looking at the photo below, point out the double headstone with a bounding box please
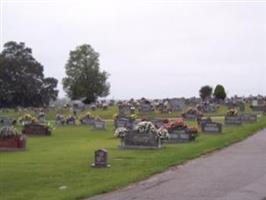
[224,116,242,125]
[120,131,162,149]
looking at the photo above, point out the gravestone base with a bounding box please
[91,163,111,168]
[0,135,26,151]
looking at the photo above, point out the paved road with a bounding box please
[88,129,266,200]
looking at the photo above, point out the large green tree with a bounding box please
[0,41,58,107]
[63,44,110,104]
[214,84,226,100]
[199,85,213,100]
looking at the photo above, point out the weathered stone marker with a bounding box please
[201,122,222,134]
[91,149,110,168]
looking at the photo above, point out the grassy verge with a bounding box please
[1,116,266,200]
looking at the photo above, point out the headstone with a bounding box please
[224,116,242,125]
[22,123,51,136]
[237,102,245,112]
[201,122,222,134]
[240,114,257,123]
[115,117,135,129]
[80,118,95,126]
[120,131,162,149]
[139,103,153,113]
[167,129,189,143]
[169,99,185,111]
[91,149,110,168]
[94,120,106,129]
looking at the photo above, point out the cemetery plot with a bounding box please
[201,122,222,134]
[22,123,51,136]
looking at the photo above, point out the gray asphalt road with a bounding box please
[87,129,266,200]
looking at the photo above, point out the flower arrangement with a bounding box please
[114,121,169,140]
[164,118,199,137]
[55,114,65,125]
[0,126,20,139]
[18,114,37,125]
[164,118,187,131]
[182,107,203,118]
[114,127,128,138]
[134,121,157,135]
[65,115,76,125]
[226,108,238,116]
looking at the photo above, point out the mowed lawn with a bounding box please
[1,116,266,200]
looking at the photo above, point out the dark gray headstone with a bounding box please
[169,99,185,111]
[240,114,257,123]
[166,129,194,143]
[91,149,110,168]
[224,116,242,125]
[121,131,162,149]
[201,122,222,134]
[139,104,153,113]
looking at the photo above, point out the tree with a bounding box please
[0,41,58,107]
[199,85,213,100]
[62,44,110,104]
[214,84,226,100]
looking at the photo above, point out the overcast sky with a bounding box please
[1,0,265,99]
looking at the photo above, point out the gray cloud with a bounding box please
[1,0,265,99]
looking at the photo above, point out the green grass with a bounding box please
[1,116,266,200]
